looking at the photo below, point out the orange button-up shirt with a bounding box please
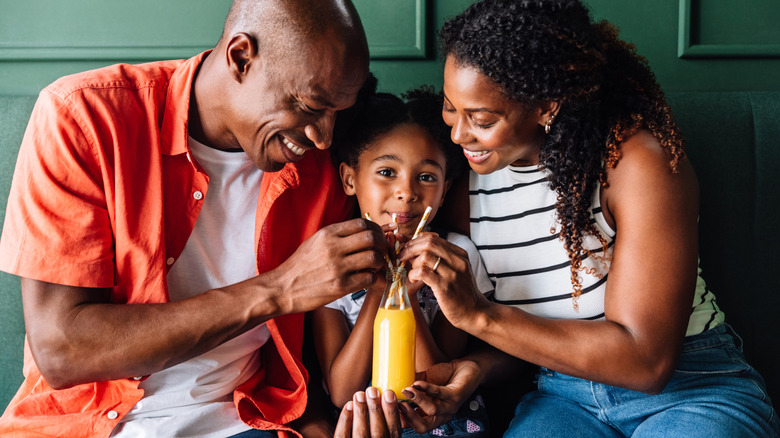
[0,52,353,437]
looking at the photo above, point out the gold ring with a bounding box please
[432,257,442,272]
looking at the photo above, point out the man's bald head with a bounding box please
[190,0,369,170]
[218,0,368,65]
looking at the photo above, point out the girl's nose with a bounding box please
[395,179,418,202]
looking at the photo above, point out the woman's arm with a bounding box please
[402,131,700,394]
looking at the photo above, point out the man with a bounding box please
[0,0,387,436]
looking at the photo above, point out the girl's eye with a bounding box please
[419,173,438,183]
[377,168,395,177]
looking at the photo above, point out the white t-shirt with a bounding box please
[112,137,269,438]
[326,231,495,328]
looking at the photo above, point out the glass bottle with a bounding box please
[372,265,416,400]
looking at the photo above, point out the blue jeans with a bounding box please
[505,324,779,437]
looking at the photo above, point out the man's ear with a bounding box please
[339,162,357,196]
[225,32,258,83]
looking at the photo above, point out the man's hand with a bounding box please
[268,218,393,316]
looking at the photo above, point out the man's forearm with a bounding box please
[22,276,281,389]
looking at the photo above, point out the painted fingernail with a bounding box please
[412,384,423,391]
[402,389,415,399]
[355,391,365,403]
[366,387,379,399]
[384,390,396,403]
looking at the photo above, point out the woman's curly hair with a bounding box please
[440,0,685,308]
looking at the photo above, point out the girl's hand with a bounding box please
[398,232,491,330]
[335,388,404,438]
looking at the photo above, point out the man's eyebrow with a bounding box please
[443,92,502,115]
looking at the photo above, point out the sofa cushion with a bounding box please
[668,91,780,406]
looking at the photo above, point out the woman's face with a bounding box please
[441,56,547,173]
[339,123,449,238]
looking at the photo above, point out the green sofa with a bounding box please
[1,92,778,415]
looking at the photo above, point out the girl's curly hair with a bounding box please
[440,0,685,308]
[333,83,466,182]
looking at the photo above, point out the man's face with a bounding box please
[229,34,367,172]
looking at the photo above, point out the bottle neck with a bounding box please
[383,266,410,309]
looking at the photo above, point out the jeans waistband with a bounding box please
[681,323,742,352]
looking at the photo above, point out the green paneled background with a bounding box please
[1,0,780,97]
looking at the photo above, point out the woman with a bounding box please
[347,0,780,436]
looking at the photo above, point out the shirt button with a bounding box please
[166,257,174,266]
[469,400,480,411]
[193,191,203,200]
[133,376,144,380]
[107,410,119,420]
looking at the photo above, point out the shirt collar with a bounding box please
[160,50,210,156]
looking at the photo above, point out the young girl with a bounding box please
[312,87,494,436]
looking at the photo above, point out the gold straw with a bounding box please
[411,206,432,240]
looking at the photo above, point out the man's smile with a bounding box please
[281,136,306,156]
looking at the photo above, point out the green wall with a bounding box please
[2,1,780,97]
[0,0,780,95]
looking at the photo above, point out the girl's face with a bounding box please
[441,56,548,173]
[340,123,450,238]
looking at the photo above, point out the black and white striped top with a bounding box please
[469,165,723,336]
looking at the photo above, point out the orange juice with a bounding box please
[372,305,416,399]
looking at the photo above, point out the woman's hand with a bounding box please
[398,359,483,433]
[399,232,491,331]
[334,387,404,438]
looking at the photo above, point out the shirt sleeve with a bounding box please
[446,232,495,297]
[323,293,364,329]
[0,88,115,287]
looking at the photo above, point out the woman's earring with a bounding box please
[544,115,555,134]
